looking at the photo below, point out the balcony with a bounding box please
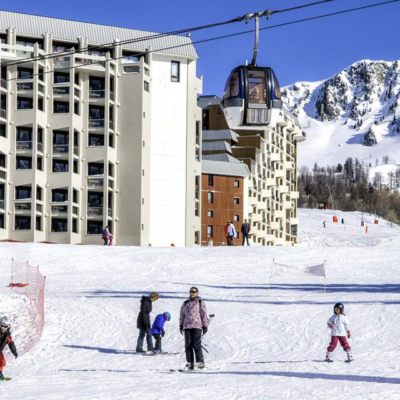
[108,179,114,189]
[17,82,33,91]
[89,119,105,128]
[53,144,69,154]
[108,208,113,217]
[279,186,289,194]
[0,170,6,180]
[87,178,104,188]
[16,141,33,151]
[266,233,276,242]
[53,86,70,95]
[37,142,43,153]
[262,188,272,198]
[89,89,105,99]
[0,108,6,119]
[15,202,31,212]
[274,209,284,219]
[36,203,43,213]
[270,153,280,162]
[266,178,275,187]
[275,169,285,178]
[51,205,68,215]
[290,191,299,199]
[87,207,103,217]
[294,131,307,142]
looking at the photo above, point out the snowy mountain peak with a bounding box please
[282,60,400,168]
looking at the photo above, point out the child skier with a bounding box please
[151,312,171,353]
[326,303,353,362]
[0,317,18,380]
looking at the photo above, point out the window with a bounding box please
[109,162,114,177]
[38,98,44,112]
[73,160,78,174]
[16,127,32,149]
[37,156,43,171]
[207,210,213,218]
[36,216,42,231]
[52,188,68,202]
[234,180,240,188]
[73,189,79,204]
[248,70,266,104]
[15,216,31,230]
[54,101,69,113]
[207,225,213,238]
[88,163,104,176]
[234,214,239,222]
[51,218,68,233]
[223,71,239,99]
[74,102,80,116]
[208,175,214,186]
[234,197,240,205]
[52,159,68,172]
[54,72,70,84]
[87,221,103,234]
[171,61,180,82]
[0,124,6,138]
[123,65,140,74]
[36,186,42,201]
[72,218,78,233]
[88,192,103,207]
[17,68,33,79]
[207,192,213,204]
[144,81,149,92]
[0,213,4,229]
[17,98,33,110]
[0,153,5,167]
[16,186,31,199]
[16,156,32,169]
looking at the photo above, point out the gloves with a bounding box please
[327,323,333,329]
[180,325,184,335]
[15,353,18,359]
[162,329,165,338]
[347,330,351,339]
[202,326,208,335]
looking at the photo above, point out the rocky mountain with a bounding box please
[282,60,400,170]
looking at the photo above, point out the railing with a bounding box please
[122,56,140,63]
[72,206,79,215]
[51,205,68,214]
[108,208,112,217]
[110,92,114,101]
[87,178,104,188]
[89,89,105,98]
[0,80,6,90]
[37,142,43,153]
[38,85,45,94]
[89,119,105,128]
[0,199,4,210]
[54,57,70,66]
[109,120,114,130]
[16,141,33,150]
[75,58,105,68]
[73,146,79,156]
[15,202,31,211]
[108,179,114,189]
[0,108,6,119]
[53,86,70,95]
[17,82,33,91]
[87,207,103,216]
[53,144,69,154]
[36,203,42,212]
[0,170,6,180]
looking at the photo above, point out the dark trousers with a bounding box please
[184,328,204,363]
[103,237,108,245]
[136,329,154,351]
[327,336,351,352]
[153,334,162,350]
[242,234,249,246]
[228,235,234,246]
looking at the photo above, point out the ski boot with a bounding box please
[185,363,195,371]
[345,350,353,363]
[197,362,205,369]
[325,352,333,363]
[0,372,4,380]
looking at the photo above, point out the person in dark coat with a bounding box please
[241,219,251,246]
[136,292,159,353]
[0,317,18,380]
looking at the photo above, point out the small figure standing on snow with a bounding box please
[102,225,110,245]
[108,233,114,246]
[151,312,171,353]
[0,317,18,380]
[323,220,326,228]
[179,287,208,370]
[136,292,159,353]
[325,303,353,362]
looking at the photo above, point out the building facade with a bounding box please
[0,11,202,246]
[199,95,306,246]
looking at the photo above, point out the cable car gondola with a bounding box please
[221,65,283,130]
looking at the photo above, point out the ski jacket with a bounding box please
[227,224,236,236]
[0,329,17,357]
[327,314,350,336]
[179,297,208,330]
[241,223,250,235]
[102,227,109,239]
[151,314,167,335]
[137,296,152,331]
[224,225,229,236]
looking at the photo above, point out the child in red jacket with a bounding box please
[0,317,18,380]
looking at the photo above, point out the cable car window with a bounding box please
[273,73,282,99]
[223,72,239,99]
[248,71,266,104]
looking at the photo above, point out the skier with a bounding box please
[108,232,114,246]
[179,287,208,370]
[325,303,353,362]
[241,219,251,246]
[228,222,236,246]
[0,317,18,380]
[151,312,171,353]
[102,226,110,245]
[136,292,159,353]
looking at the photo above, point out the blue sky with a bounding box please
[3,0,400,95]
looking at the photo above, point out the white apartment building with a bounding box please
[0,11,202,246]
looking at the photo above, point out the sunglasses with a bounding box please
[0,325,8,329]
[190,290,198,294]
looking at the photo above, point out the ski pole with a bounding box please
[201,314,215,352]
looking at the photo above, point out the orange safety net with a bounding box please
[10,259,46,355]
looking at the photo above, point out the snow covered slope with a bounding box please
[0,209,400,399]
[282,60,400,170]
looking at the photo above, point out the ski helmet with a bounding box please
[0,316,10,328]
[163,312,171,321]
[334,303,344,313]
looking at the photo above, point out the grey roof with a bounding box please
[202,141,232,153]
[203,154,242,163]
[0,11,198,59]
[197,95,222,109]
[202,129,238,143]
[202,160,250,178]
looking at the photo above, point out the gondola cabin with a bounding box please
[221,66,284,130]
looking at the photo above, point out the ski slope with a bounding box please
[0,209,400,399]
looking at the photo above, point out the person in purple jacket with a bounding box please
[151,312,171,353]
[179,286,208,370]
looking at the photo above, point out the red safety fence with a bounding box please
[10,259,46,355]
